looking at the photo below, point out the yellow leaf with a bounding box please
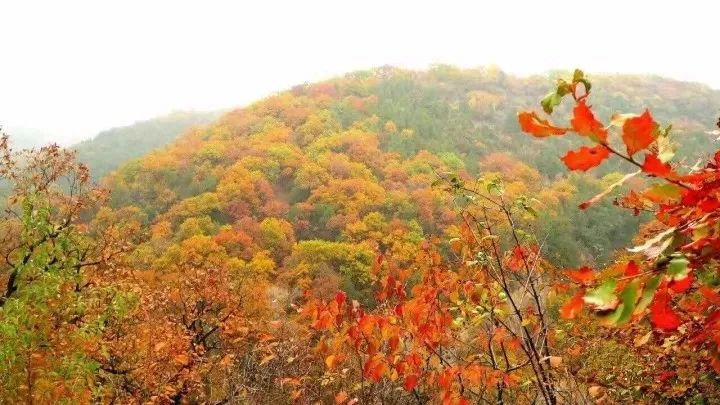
[325,354,336,369]
[634,331,652,347]
[259,354,276,366]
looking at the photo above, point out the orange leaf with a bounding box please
[505,245,527,272]
[641,154,672,177]
[335,391,349,404]
[571,101,607,142]
[364,358,387,382]
[565,266,595,285]
[313,310,334,330]
[561,145,609,171]
[518,111,567,137]
[560,290,585,319]
[622,110,656,157]
[173,353,190,366]
[325,354,336,370]
[358,314,375,335]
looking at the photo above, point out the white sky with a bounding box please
[1,0,718,145]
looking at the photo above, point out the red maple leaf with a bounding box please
[571,101,607,142]
[560,290,585,320]
[622,110,656,157]
[641,153,672,177]
[561,145,610,171]
[650,288,681,331]
[565,266,595,285]
[518,112,567,137]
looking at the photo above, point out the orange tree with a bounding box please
[518,70,720,378]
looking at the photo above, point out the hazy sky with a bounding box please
[1,0,718,145]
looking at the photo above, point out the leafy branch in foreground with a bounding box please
[519,69,720,370]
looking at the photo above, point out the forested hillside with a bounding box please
[72,111,220,179]
[106,66,719,270]
[3,66,720,403]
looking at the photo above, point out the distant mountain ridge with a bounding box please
[71,111,221,179]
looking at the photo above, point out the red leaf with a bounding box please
[560,290,585,319]
[561,145,610,171]
[518,112,567,137]
[622,110,656,157]
[641,154,672,177]
[699,198,720,213]
[700,287,720,305]
[624,261,640,277]
[650,288,681,331]
[505,245,527,272]
[669,272,693,293]
[404,374,419,391]
[565,266,595,285]
[335,291,346,308]
[658,370,676,384]
[571,101,607,142]
[438,370,453,389]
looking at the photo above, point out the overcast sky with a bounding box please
[1,0,718,145]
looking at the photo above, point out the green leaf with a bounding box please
[541,92,563,114]
[572,69,592,94]
[667,255,690,280]
[572,69,585,82]
[583,279,618,311]
[646,183,682,201]
[635,275,661,315]
[657,127,676,163]
[486,179,504,196]
[604,280,639,325]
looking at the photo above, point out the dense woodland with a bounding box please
[2,66,720,403]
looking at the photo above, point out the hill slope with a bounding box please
[72,111,220,179]
[105,66,720,300]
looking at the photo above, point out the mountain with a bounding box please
[5,65,720,403]
[71,111,221,180]
[104,65,720,301]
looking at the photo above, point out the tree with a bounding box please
[0,135,142,401]
[299,175,572,404]
[519,69,720,391]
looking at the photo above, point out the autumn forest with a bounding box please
[3,65,720,404]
